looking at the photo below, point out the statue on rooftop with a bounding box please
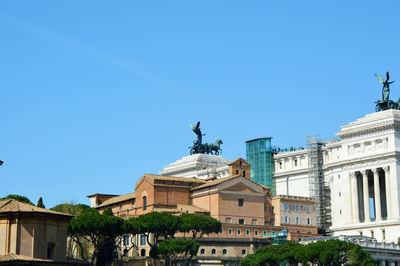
[375,72,394,102]
[189,121,223,155]
[374,72,399,111]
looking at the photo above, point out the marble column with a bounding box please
[384,166,392,219]
[350,172,359,222]
[373,169,382,221]
[362,170,371,222]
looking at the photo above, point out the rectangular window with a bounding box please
[140,235,147,246]
[238,199,244,207]
[296,217,301,224]
[382,229,386,240]
[284,203,289,211]
[306,205,310,212]
[307,218,312,225]
[284,216,290,224]
[143,196,147,211]
[295,204,300,211]
[239,219,244,224]
[123,235,130,246]
[252,219,257,225]
[226,217,232,223]
[294,159,298,166]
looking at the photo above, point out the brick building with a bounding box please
[88,157,319,263]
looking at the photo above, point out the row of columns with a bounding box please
[350,167,391,222]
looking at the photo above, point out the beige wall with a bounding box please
[0,215,69,260]
[154,185,191,205]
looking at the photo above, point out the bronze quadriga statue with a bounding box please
[189,121,223,155]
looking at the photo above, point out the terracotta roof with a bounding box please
[192,175,268,191]
[0,199,72,217]
[153,204,209,214]
[191,175,239,190]
[142,174,206,184]
[273,195,316,203]
[96,192,136,208]
[86,193,118,197]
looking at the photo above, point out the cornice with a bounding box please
[330,218,400,231]
[337,120,400,139]
[274,168,309,177]
[323,151,399,171]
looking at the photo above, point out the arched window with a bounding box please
[141,249,146,257]
[222,249,227,256]
[242,249,246,256]
[211,249,216,256]
[200,249,205,256]
[143,196,147,210]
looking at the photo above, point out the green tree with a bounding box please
[241,242,303,266]
[1,194,33,205]
[102,207,114,216]
[179,213,222,240]
[51,202,91,216]
[68,208,126,266]
[36,197,45,208]
[153,239,199,266]
[134,212,182,247]
[179,213,221,265]
[240,239,376,266]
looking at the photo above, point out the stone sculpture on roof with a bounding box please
[374,71,400,111]
[189,121,223,155]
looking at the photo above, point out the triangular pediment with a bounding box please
[224,182,259,193]
[216,176,265,194]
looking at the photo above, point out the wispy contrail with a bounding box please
[0,12,163,85]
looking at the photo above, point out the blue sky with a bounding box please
[1,1,400,207]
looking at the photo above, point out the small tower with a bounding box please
[228,158,250,178]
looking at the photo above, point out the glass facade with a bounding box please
[245,137,275,195]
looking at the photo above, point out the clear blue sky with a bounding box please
[1,1,400,207]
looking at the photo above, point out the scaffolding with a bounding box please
[307,136,331,234]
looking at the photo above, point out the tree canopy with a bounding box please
[179,213,222,239]
[68,208,126,266]
[152,238,200,266]
[51,202,91,216]
[1,194,33,205]
[133,212,182,246]
[240,239,376,266]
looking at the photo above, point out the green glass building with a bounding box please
[245,137,275,195]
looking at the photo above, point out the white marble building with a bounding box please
[159,153,230,179]
[274,149,310,197]
[274,109,400,242]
